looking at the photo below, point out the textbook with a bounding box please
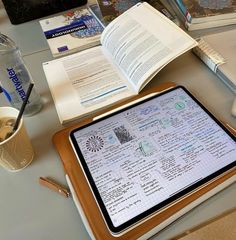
[90,0,179,27]
[193,29,236,94]
[39,7,104,57]
[145,0,180,25]
[42,2,197,124]
[171,0,236,30]
[88,3,108,27]
[95,0,140,25]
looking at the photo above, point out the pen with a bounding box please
[225,123,236,136]
[221,121,236,136]
[39,177,70,198]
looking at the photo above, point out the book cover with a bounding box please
[39,7,104,57]
[174,0,236,24]
[169,0,236,30]
[89,3,109,27]
[96,0,140,25]
[94,0,179,25]
[148,0,180,24]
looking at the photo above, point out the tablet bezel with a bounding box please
[69,85,235,234]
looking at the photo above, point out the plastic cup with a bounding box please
[0,107,34,172]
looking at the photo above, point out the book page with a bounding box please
[43,46,135,123]
[100,2,197,92]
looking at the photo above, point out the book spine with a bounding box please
[167,0,190,29]
[88,5,106,28]
[159,0,180,25]
[193,39,235,94]
[174,0,192,22]
[192,39,225,73]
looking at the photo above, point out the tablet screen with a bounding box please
[70,86,235,234]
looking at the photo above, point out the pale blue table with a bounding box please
[0,3,235,240]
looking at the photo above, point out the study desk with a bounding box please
[0,3,235,240]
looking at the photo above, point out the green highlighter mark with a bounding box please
[175,102,185,110]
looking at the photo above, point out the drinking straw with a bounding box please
[12,82,34,132]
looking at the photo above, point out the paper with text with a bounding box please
[62,46,129,105]
[101,2,197,91]
[43,47,135,123]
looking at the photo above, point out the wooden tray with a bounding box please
[53,82,235,239]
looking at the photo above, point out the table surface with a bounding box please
[0,2,235,240]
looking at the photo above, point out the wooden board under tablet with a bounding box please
[52,82,236,239]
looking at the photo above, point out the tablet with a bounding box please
[69,86,235,235]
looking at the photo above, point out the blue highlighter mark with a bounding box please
[2,87,12,102]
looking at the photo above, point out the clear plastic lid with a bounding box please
[0,33,17,53]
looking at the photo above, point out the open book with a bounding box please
[43,2,197,124]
